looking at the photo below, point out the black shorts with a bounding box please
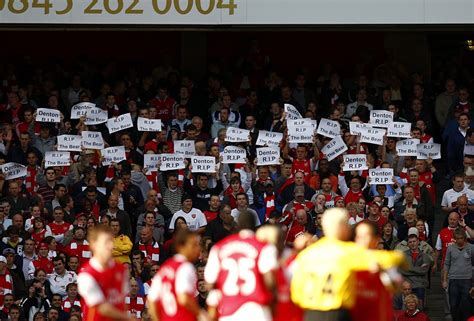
[303,309,352,321]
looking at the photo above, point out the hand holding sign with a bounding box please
[368,168,394,185]
[107,113,134,134]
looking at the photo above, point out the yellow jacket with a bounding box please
[290,237,406,311]
[113,234,133,264]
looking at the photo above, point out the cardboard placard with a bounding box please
[256,147,280,165]
[287,119,315,143]
[284,103,302,120]
[225,127,250,143]
[159,154,186,171]
[102,146,127,166]
[369,168,393,185]
[464,145,474,156]
[36,108,61,123]
[57,135,82,152]
[321,135,348,161]
[396,139,420,156]
[144,154,161,173]
[349,121,373,135]
[387,122,412,138]
[369,110,394,128]
[417,143,441,160]
[221,146,247,164]
[256,130,283,147]
[191,156,216,173]
[174,140,196,157]
[317,118,340,138]
[359,127,386,146]
[81,131,105,150]
[45,151,70,167]
[107,113,134,134]
[0,162,27,180]
[71,102,95,119]
[137,117,162,132]
[84,107,108,125]
[342,154,368,171]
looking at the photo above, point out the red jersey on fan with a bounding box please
[65,241,91,266]
[0,271,13,306]
[148,254,198,321]
[62,297,81,313]
[437,227,456,266]
[78,258,128,321]
[292,159,312,184]
[138,241,160,263]
[418,171,436,204]
[204,210,219,222]
[274,255,302,321]
[204,230,278,321]
[351,271,393,321]
[148,96,176,123]
[344,190,364,204]
[125,295,147,320]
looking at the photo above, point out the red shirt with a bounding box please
[148,96,176,123]
[0,271,13,306]
[286,223,305,244]
[138,241,160,264]
[203,210,219,222]
[365,216,388,233]
[292,159,312,184]
[274,256,303,321]
[65,241,91,266]
[438,227,455,265]
[33,257,54,274]
[126,295,146,320]
[62,297,81,313]
[344,190,364,204]
[418,171,436,204]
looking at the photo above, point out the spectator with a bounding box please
[169,195,207,233]
[111,219,133,264]
[397,294,431,321]
[48,256,77,298]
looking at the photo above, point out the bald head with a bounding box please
[448,212,460,228]
[322,208,351,240]
[140,226,153,242]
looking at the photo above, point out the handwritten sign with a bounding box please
[256,147,280,165]
[57,135,82,152]
[317,118,340,138]
[284,104,302,120]
[359,127,386,146]
[191,156,216,173]
[387,122,411,138]
[159,154,185,171]
[137,117,162,132]
[417,143,441,160]
[71,102,95,119]
[107,113,134,134]
[81,131,104,150]
[225,127,250,143]
[464,145,474,156]
[221,146,247,164]
[369,168,393,185]
[256,130,283,147]
[321,135,348,161]
[287,118,315,143]
[45,151,70,167]
[0,163,27,180]
[174,140,196,157]
[369,110,394,128]
[84,107,108,125]
[349,121,373,135]
[144,154,161,173]
[101,146,126,166]
[36,108,60,123]
[343,154,368,171]
[396,139,420,156]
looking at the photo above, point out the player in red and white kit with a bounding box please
[148,229,205,321]
[204,211,278,321]
[77,225,131,321]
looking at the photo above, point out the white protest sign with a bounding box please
[369,110,394,128]
[417,143,441,160]
[349,121,373,135]
[107,113,134,134]
[81,131,104,150]
[396,139,420,156]
[287,118,315,143]
[191,156,216,173]
[159,154,185,171]
[36,108,60,123]
[256,147,280,165]
[387,122,412,138]
[221,146,247,164]
[101,146,127,166]
[256,130,283,147]
[45,151,70,167]
[321,135,348,161]
[317,118,340,138]
[57,135,82,152]
[144,154,161,173]
[84,107,108,125]
[369,168,394,185]
[464,145,474,156]
[225,127,250,143]
[137,117,162,132]
[71,102,95,119]
[0,163,27,180]
[359,127,386,146]
[284,104,302,120]
[174,140,196,157]
[343,154,368,171]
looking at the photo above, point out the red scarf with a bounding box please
[264,193,276,220]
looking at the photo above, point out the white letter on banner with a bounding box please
[256,131,283,147]
[221,146,247,164]
[159,154,185,171]
[396,139,420,156]
[36,108,61,123]
[369,168,393,185]
[71,102,95,119]
[284,104,302,120]
[321,136,348,161]
[342,154,368,171]
[316,118,340,138]
[102,146,127,166]
[225,127,250,143]
[107,113,134,134]
[81,131,104,150]
[191,156,216,173]
[0,163,27,180]
[387,122,411,138]
[417,143,441,160]
[57,135,82,152]
[256,147,280,165]
[45,151,70,167]
[174,140,196,157]
[137,117,162,132]
[369,110,394,128]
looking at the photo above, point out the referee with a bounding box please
[290,208,406,321]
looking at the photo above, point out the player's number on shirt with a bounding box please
[161,282,178,316]
[221,257,256,296]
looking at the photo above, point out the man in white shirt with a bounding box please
[230,192,261,226]
[48,256,77,298]
[345,88,374,118]
[169,195,207,233]
[441,173,474,214]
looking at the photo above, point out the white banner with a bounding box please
[343,154,368,171]
[81,131,105,150]
[417,143,441,160]
[221,146,247,164]
[387,122,412,138]
[71,102,96,119]
[107,113,134,134]
[174,140,196,157]
[45,151,70,167]
[256,130,283,147]
[284,104,302,120]
[138,117,162,132]
[256,147,280,165]
[191,156,216,173]
[321,136,348,162]
[144,154,161,173]
[84,107,108,125]
[369,168,394,185]
[102,146,127,166]
[159,154,186,171]
[317,118,340,138]
[396,139,420,156]
[369,110,394,128]
[36,108,60,123]
[57,135,82,152]
[359,127,386,146]
[287,119,315,143]
[349,121,373,135]
[225,127,250,142]
[0,163,27,180]
[465,145,474,156]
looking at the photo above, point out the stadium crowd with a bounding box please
[0,44,472,321]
